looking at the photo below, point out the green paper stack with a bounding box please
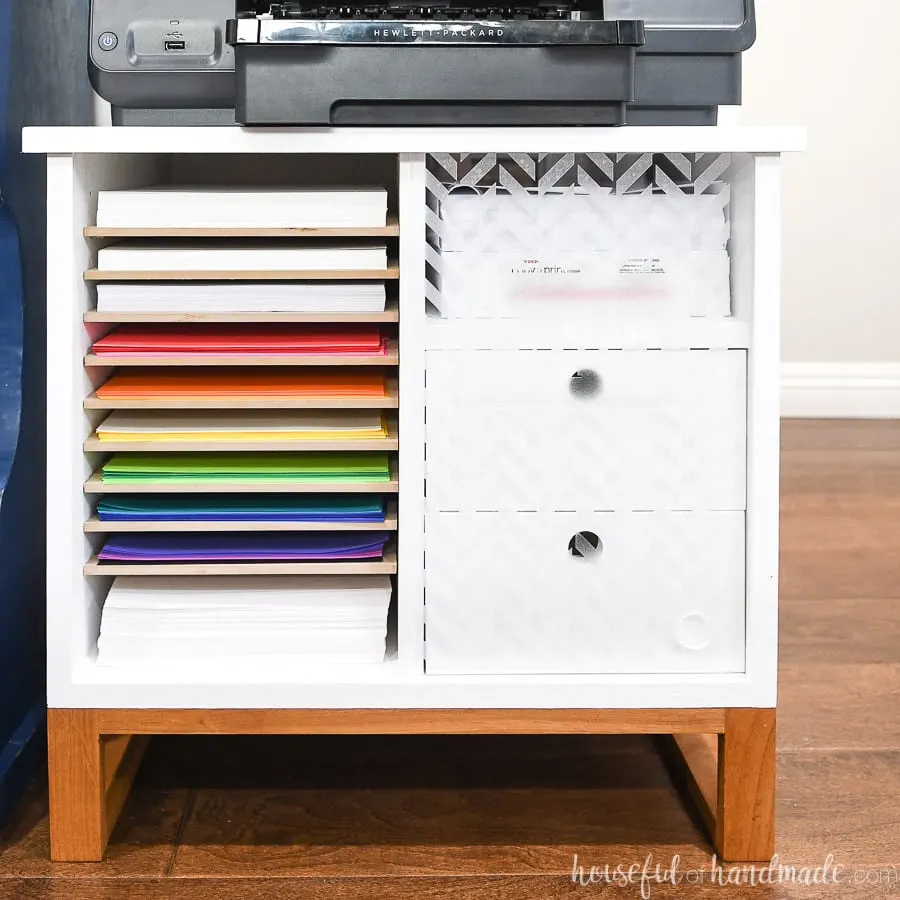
[101,452,392,485]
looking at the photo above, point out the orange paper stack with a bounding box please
[91,324,389,357]
[96,369,390,402]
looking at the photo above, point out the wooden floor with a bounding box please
[2,420,899,898]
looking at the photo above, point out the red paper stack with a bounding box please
[92,324,389,357]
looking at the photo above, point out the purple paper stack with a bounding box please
[98,533,390,563]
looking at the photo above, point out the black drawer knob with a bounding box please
[568,531,602,558]
[570,369,601,398]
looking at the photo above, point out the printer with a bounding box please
[88,0,755,126]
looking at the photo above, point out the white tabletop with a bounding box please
[22,125,807,155]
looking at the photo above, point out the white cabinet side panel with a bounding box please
[744,155,782,708]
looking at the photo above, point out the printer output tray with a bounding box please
[234,44,637,126]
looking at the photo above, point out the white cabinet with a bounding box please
[24,125,799,710]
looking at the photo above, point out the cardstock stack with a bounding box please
[100,452,392,485]
[97,242,388,272]
[95,282,388,315]
[96,187,388,229]
[96,495,386,523]
[95,411,389,443]
[97,575,393,665]
[96,370,390,403]
[98,533,390,562]
[91,324,389,357]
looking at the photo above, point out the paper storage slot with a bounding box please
[426,152,731,321]
[425,510,746,675]
[425,349,746,512]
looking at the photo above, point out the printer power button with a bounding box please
[98,32,119,51]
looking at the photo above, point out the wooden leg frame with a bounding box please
[47,707,775,863]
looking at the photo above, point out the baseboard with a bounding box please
[781,363,900,419]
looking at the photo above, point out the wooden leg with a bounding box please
[47,710,149,862]
[716,708,776,862]
[663,708,776,863]
[47,709,105,861]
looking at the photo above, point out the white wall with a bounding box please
[741,0,900,415]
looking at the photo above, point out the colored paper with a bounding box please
[100,452,392,484]
[95,411,389,443]
[96,369,389,402]
[96,495,386,522]
[98,533,390,562]
[92,324,389,356]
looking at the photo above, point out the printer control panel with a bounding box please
[89,0,236,113]
[90,0,236,73]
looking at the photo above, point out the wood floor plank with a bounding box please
[779,550,900,602]
[778,664,900,751]
[776,750,900,867]
[2,876,891,899]
[781,419,900,452]
[0,778,186,878]
[167,737,710,876]
[780,500,900,553]
[780,600,900,664]
[170,788,710,877]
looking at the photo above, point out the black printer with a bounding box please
[88,0,755,126]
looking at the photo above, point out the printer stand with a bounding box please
[47,706,775,862]
[25,124,803,864]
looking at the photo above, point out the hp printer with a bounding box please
[89,0,755,126]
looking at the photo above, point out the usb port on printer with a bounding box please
[164,39,186,51]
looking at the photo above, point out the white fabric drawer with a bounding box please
[425,349,746,512]
[425,510,746,675]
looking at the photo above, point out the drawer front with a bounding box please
[425,511,746,675]
[425,349,746,511]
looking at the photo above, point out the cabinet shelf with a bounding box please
[83,298,400,324]
[83,216,400,239]
[84,264,400,282]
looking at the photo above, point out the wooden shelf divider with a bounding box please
[84,264,399,282]
[83,298,400,325]
[83,216,400,239]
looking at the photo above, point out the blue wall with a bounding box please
[0,0,93,819]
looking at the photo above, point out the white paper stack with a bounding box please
[97,575,393,665]
[96,186,388,229]
[97,242,388,272]
[95,282,387,315]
